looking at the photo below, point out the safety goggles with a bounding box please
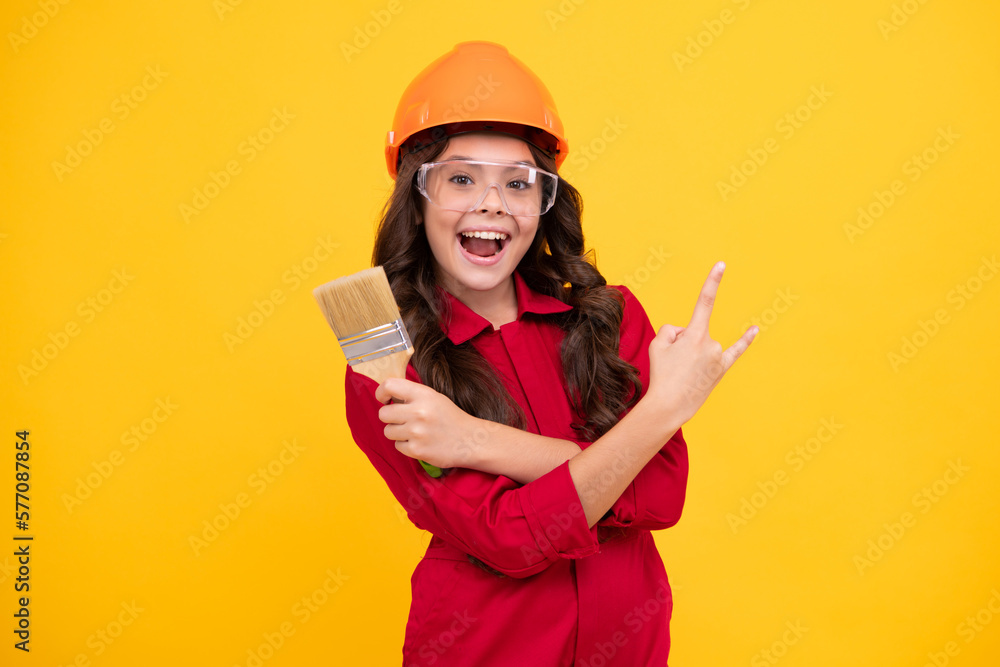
[416,159,558,217]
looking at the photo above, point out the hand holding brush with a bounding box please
[313,266,444,477]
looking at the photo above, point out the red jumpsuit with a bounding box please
[343,271,689,665]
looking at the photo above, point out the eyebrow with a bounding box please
[441,155,537,168]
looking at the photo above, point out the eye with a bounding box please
[449,173,474,186]
[507,179,532,191]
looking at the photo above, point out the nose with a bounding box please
[476,183,509,216]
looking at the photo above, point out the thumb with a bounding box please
[375,376,419,405]
[655,324,686,345]
[375,380,396,405]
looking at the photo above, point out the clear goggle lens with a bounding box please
[416,159,558,217]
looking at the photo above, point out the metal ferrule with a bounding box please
[338,319,412,365]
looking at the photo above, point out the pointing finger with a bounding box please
[688,261,725,333]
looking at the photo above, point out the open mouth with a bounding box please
[458,230,510,260]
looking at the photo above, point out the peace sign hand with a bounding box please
[645,262,757,427]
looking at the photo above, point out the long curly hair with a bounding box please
[371,135,642,441]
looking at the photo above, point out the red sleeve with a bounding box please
[344,363,600,579]
[575,285,689,531]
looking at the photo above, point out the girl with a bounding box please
[343,41,757,665]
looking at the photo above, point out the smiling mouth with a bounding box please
[458,230,509,257]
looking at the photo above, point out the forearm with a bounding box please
[352,366,602,578]
[470,398,682,527]
[593,425,688,530]
[471,422,582,484]
[568,399,682,527]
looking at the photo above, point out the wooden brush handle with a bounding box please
[352,348,444,478]
[351,347,414,385]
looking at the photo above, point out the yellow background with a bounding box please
[2,0,998,665]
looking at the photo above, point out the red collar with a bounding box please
[438,271,573,345]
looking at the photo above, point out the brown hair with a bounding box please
[371,136,642,441]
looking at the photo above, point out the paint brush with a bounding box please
[312,266,443,478]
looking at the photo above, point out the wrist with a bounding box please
[466,419,582,483]
[631,393,684,445]
[461,415,495,470]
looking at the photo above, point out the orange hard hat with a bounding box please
[385,41,568,179]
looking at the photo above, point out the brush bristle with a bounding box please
[312,266,402,339]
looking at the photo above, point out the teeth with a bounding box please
[461,231,508,240]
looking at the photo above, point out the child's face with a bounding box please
[421,132,542,302]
